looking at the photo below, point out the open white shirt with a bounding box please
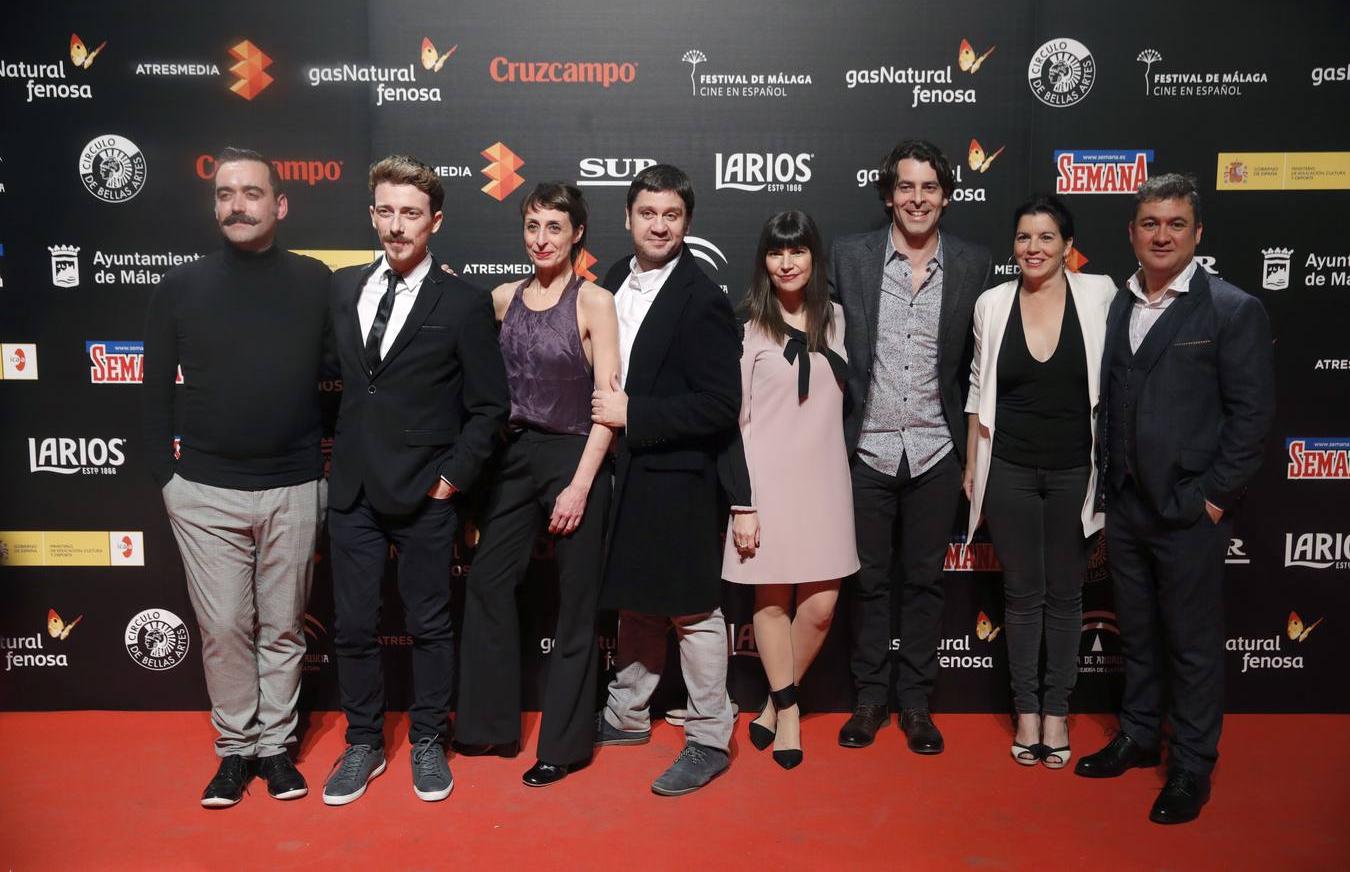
[357,253,433,359]
[1125,257,1197,353]
[614,254,679,387]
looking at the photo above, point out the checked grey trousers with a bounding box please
[162,474,326,758]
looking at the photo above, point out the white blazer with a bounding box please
[964,272,1117,542]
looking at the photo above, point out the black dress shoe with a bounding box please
[522,761,569,787]
[201,754,252,808]
[1149,771,1210,824]
[838,704,888,748]
[899,709,944,755]
[451,740,520,758]
[1073,732,1161,778]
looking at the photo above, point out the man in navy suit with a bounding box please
[1075,174,1274,825]
[321,155,509,805]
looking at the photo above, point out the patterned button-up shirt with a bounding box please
[858,232,951,477]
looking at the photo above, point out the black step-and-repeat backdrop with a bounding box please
[3,1,1348,715]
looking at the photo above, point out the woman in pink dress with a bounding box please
[721,210,860,769]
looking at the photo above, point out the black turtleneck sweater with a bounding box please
[142,242,332,488]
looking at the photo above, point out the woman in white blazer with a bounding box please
[962,195,1115,770]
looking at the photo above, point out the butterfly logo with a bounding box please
[48,608,83,640]
[1287,611,1323,643]
[70,33,107,70]
[975,610,1002,642]
[958,39,995,74]
[968,138,1005,174]
[420,38,458,72]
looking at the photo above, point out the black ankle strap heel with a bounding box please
[768,684,803,770]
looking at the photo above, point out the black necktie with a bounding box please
[364,268,399,372]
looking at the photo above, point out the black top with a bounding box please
[142,242,332,489]
[992,286,1091,469]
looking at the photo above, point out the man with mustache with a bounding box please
[144,147,333,807]
[830,139,992,754]
[322,155,509,805]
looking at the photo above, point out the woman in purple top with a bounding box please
[457,183,620,788]
[722,211,860,768]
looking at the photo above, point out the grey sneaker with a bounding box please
[410,735,453,802]
[322,744,386,806]
[651,742,729,796]
[595,712,651,746]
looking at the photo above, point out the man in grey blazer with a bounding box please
[829,139,992,754]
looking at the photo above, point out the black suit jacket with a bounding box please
[600,248,741,615]
[1097,267,1275,524]
[328,256,510,516]
[829,227,992,466]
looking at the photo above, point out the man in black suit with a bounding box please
[830,139,991,754]
[321,155,509,805]
[1076,174,1274,824]
[590,164,741,796]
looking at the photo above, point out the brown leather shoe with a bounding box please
[838,704,888,748]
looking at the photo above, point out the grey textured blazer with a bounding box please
[828,226,992,466]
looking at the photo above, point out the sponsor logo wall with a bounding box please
[1,0,1345,715]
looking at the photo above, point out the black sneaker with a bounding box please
[201,754,251,808]
[257,752,308,800]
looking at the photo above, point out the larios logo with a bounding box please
[577,157,657,188]
[1284,533,1350,569]
[307,37,453,106]
[0,32,103,102]
[196,153,343,187]
[1312,63,1349,86]
[715,152,813,192]
[682,48,811,99]
[1137,47,1267,99]
[1286,437,1350,479]
[1,342,38,380]
[28,437,126,475]
[489,56,636,88]
[1228,611,1323,673]
[1028,38,1096,107]
[1055,149,1153,194]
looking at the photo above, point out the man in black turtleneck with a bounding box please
[143,147,331,809]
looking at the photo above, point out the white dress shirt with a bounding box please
[1125,257,1197,353]
[358,253,433,358]
[614,254,679,387]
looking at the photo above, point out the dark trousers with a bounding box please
[849,450,961,710]
[329,490,456,749]
[457,431,611,766]
[1107,478,1229,777]
[983,457,1090,716]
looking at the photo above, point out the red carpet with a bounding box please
[1,711,1346,870]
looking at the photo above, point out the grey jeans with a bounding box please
[162,474,326,757]
[604,608,734,752]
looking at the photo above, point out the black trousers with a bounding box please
[1107,477,1230,777]
[849,450,961,710]
[329,490,457,749]
[457,431,611,766]
[983,457,1090,717]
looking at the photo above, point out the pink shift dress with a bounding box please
[722,303,860,584]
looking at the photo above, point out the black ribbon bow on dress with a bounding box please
[783,326,847,401]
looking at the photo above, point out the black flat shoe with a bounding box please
[837,704,888,748]
[521,761,569,787]
[1074,732,1160,778]
[899,709,944,755]
[1149,771,1210,824]
[768,684,803,770]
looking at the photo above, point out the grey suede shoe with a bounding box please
[650,742,729,796]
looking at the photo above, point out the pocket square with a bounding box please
[1173,338,1212,347]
